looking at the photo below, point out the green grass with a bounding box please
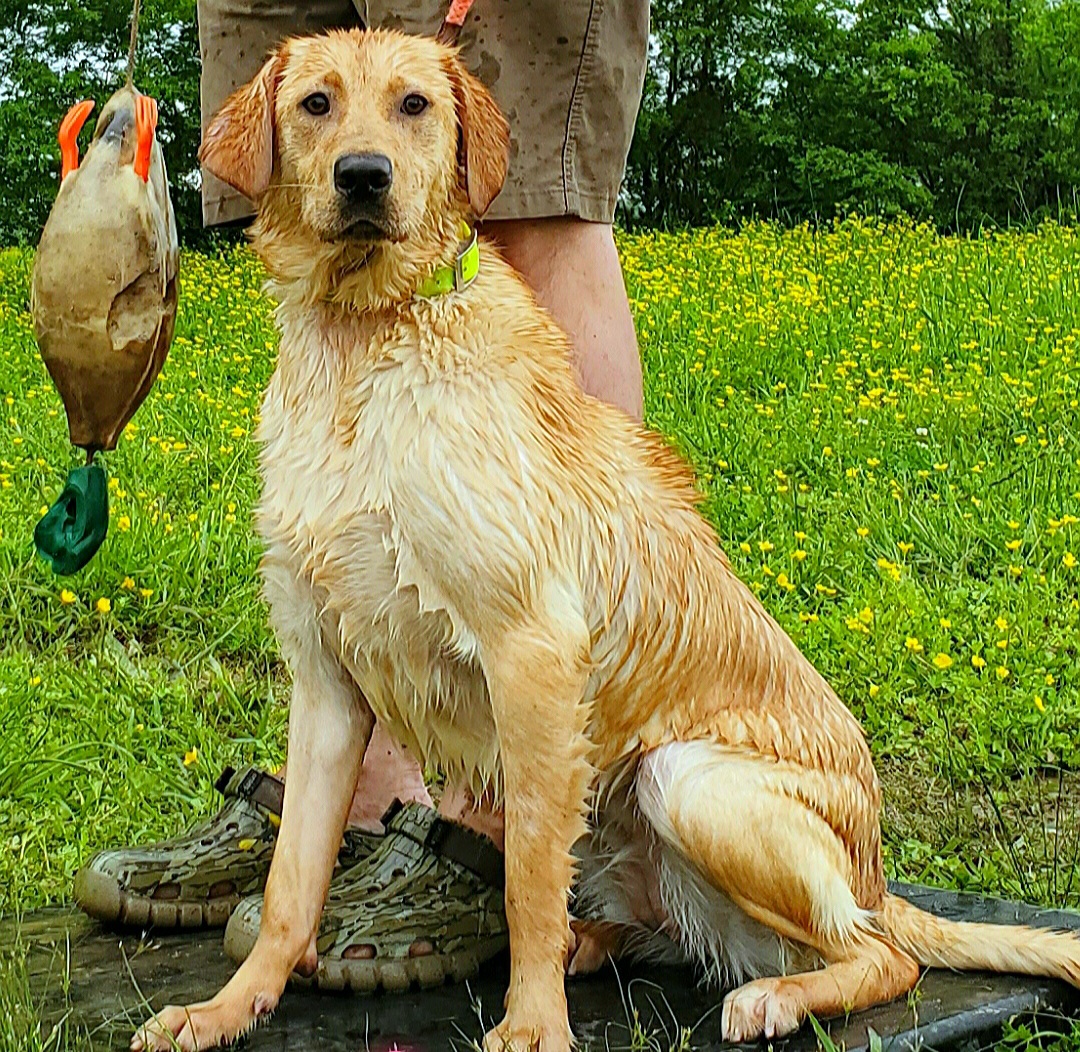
[0,939,90,1052]
[1,216,1079,1048]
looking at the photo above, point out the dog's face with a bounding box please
[200,30,509,294]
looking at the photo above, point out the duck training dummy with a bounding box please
[31,0,179,575]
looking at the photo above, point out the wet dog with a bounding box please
[133,27,1080,1052]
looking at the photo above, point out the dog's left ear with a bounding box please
[442,54,510,217]
[199,48,285,201]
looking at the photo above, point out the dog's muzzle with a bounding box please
[330,153,396,241]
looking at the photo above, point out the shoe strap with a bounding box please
[381,799,505,890]
[428,813,505,890]
[215,766,285,817]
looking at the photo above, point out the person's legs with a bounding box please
[79,0,649,949]
[343,723,433,828]
[203,0,645,846]
[485,218,644,421]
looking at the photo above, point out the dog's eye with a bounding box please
[302,92,331,116]
[401,93,429,116]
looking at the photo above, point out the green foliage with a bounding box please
[1000,1017,1080,1052]
[2,220,1079,916]
[623,0,1080,229]
[1,0,1078,240]
[0,0,201,245]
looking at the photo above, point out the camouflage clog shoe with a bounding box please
[223,801,508,991]
[73,766,380,929]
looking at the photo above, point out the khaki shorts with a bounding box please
[198,0,649,226]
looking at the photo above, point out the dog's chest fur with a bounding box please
[256,305,501,797]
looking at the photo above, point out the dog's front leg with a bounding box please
[482,609,592,1052]
[133,624,372,1052]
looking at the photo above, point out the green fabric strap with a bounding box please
[34,463,109,576]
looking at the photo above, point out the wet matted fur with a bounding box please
[133,27,1080,1052]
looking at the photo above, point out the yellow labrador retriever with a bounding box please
[133,27,1080,1052]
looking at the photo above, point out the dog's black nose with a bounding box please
[333,153,393,201]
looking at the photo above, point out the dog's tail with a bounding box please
[881,893,1080,986]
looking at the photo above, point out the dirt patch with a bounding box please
[878,754,1080,909]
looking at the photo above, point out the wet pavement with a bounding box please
[6,883,1079,1051]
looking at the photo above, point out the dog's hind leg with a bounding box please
[718,941,920,1042]
[635,741,919,1043]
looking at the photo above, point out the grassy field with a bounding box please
[1,218,1079,1045]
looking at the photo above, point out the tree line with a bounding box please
[1,0,1077,245]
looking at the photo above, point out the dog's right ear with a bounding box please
[199,49,285,201]
[442,53,510,217]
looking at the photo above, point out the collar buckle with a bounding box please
[453,226,479,292]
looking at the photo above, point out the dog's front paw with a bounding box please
[131,990,278,1051]
[483,1013,573,1052]
[721,977,804,1043]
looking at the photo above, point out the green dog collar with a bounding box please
[415,223,479,299]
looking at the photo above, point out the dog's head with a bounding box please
[199,29,509,305]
